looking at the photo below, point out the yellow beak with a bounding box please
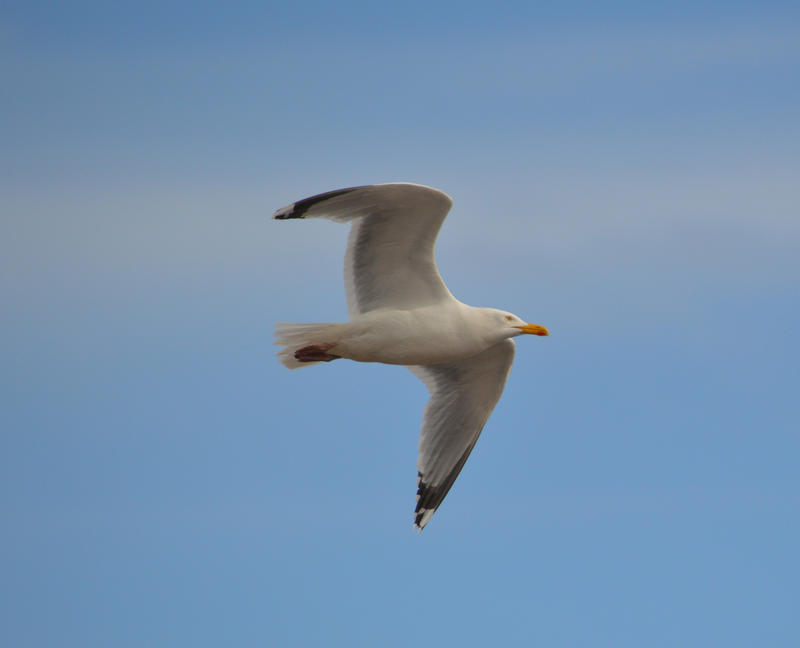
[514,323,550,336]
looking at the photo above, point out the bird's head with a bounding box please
[486,309,549,340]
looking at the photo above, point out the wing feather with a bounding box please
[407,339,516,530]
[273,183,455,317]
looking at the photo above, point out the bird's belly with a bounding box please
[332,309,489,366]
[348,337,479,365]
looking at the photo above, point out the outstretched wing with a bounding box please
[407,339,516,531]
[273,183,455,317]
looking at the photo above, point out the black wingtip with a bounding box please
[273,186,363,221]
[414,471,438,532]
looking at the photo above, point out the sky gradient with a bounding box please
[2,2,799,646]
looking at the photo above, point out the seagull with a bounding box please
[273,183,549,531]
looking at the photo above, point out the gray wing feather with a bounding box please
[407,339,516,530]
[273,183,455,317]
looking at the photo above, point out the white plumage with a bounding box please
[274,183,549,530]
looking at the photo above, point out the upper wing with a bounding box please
[407,339,516,531]
[273,183,455,317]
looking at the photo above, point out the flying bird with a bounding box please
[273,183,549,531]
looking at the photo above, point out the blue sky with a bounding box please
[2,1,799,646]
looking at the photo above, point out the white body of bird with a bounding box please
[277,302,530,368]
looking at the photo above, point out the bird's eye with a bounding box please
[504,315,513,322]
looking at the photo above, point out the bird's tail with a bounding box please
[274,322,344,369]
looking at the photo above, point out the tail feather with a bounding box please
[274,322,342,369]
